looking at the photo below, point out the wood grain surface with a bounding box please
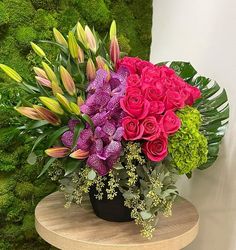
[35,192,199,250]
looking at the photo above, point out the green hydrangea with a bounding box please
[168,106,208,174]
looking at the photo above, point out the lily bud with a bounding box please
[56,93,73,113]
[104,64,111,81]
[76,22,89,48]
[70,102,80,115]
[30,42,46,58]
[59,66,76,96]
[68,31,79,59]
[85,26,97,53]
[0,64,22,83]
[42,62,58,83]
[110,20,117,40]
[39,96,64,115]
[35,76,51,88]
[33,67,48,79]
[77,96,84,106]
[70,149,89,159]
[53,28,68,48]
[110,37,120,66]
[45,147,70,158]
[86,58,96,81]
[33,105,61,126]
[51,81,63,96]
[96,56,106,69]
[78,46,84,63]
[15,107,42,120]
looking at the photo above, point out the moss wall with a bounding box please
[0,0,152,249]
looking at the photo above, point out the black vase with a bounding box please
[89,184,133,222]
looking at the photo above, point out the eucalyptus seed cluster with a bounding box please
[106,171,119,200]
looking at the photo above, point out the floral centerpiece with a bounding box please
[0,21,229,239]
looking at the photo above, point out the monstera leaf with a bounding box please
[169,61,229,169]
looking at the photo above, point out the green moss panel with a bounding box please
[0,0,153,249]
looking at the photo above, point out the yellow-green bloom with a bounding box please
[42,62,58,83]
[59,66,76,96]
[56,93,73,113]
[0,64,22,83]
[110,20,117,40]
[68,31,79,59]
[51,81,63,96]
[39,96,64,115]
[53,28,68,48]
[70,102,80,115]
[30,42,46,58]
[76,22,89,48]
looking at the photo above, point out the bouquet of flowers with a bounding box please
[0,21,229,239]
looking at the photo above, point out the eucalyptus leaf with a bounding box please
[87,169,96,180]
[27,152,37,165]
[140,211,152,220]
[38,158,56,178]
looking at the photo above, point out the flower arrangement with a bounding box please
[0,21,229,239]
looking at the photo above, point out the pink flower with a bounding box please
[127,74,141,87]
[122,116,144,140]
[136,60,154,74]
[120,92,150,120]
[142,135,168,162]
[144,85,164,101]
[164,90,185,110]
[161,110,181,135]
[142,116,161,141]
[117,56,141,74]
[149,101,165,115]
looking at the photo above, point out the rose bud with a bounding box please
[15,107,42,120]
[30,42,46,58]
[110,37,120,66]
[86,58,96,81]
[161,110,181,135]
[59,66,76,96]
[122,116,144,140]
[53,28,68,48]
[39,96,64,115]
[0,64,22,83]
[33,105,61,126]
[45,147,70,158]
[68,31,79,59]
[70,149,89,159]
[142,136,168,162]
[33,67,48,79]
[85,25,97,54]
[35,76,51,88]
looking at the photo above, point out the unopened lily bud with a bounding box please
[42,62,58,83]
[53,28,68,48]
[85,26,97,53]
[45,147,70,158]
[33,67,48,79]
[39,96,64,115]
[78,46,84,63]
[15,107,42,120]
[56,93,73,113]
[77,96,84,106]
[30,42,46,58]
[70,102,80,115]
[110,20,117,40]
[76,22,89,48]
[0,64,22,83]
[35,76,51,88]
[51,81,63,96]
[68,31,79,59]
[59,66,76,96]
[33,105,61,126]
[96,56,106,69]
[70,149,89,159]
[110,37,120,66]
[104,64,111,81]
[86,58,96,81]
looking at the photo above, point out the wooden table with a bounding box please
[35,192,199,250]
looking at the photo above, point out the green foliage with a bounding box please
[0,2,9,27]
[168,106,208,174]
[15,26,37,49]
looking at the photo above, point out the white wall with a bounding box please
[151,1,236,249]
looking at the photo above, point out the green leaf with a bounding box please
[82,114,94,130]
[31,133,49,152]
[63,159,83,176]
[38,158,56,178]
[27,152,37,165]
[26,120,49,130]
[48,126,69,147]
[140,211,152,220]
[72,123,84,148]
[170,61,197,81]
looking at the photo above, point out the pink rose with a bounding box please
[142,135,168,162]
[161,110,181,135]
[156,65,175,78]
[142,116,161,141]
[117,57,141,74]
[180,85,201,106]
[164,90,185,110]
[136,60,154,74]
[127,74,141,88]
[122,116,144,140]
[120,93,150,120]
[144,85,164,101]
[149,101,165,115]
[141,66,159,85]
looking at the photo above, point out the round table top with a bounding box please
[35,192,199,250]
